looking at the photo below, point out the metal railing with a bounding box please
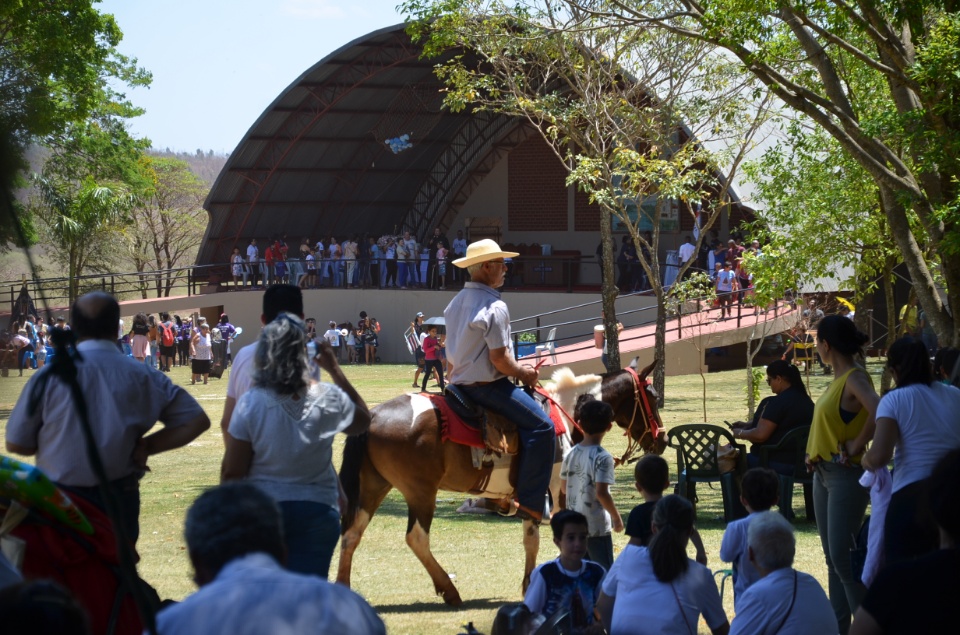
[510,287,788,362]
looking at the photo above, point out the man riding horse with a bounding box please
[444,239,555,525]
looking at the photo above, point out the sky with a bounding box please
[99,0,406,154]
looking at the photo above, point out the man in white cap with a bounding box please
[444,239,554,523]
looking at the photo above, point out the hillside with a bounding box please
[149,148,229,187]
[1,148,229,282]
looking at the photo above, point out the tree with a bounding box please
[668,271,716,420]
[551,0,960,346]
[28,82,150,303]
[737,247,806,416]
[30,176,134,303]
[124,157,208,298]
[0,0,150,244]
[742,120,908,383]
[403,0,772,399]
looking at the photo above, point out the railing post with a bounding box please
[677,299,683,338]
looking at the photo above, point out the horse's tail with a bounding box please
[339,432,368,532]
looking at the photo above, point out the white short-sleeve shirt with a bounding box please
[601,545,727,635]
[876,382,960,492]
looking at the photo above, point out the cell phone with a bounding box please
[723,420,734,429]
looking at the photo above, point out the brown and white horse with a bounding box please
[336,358,665,606]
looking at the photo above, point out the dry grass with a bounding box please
[0,358,885,634]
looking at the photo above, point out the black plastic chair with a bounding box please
[756,425,815,521]
[668,423,747,522]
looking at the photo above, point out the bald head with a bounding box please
[71,292,120,341]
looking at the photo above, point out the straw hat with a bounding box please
[452,239,519,268]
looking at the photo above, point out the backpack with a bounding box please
[159,322,175,347]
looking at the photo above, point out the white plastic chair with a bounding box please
[534,327,557,364]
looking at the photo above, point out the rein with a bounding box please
[541,392,584,437]
[618,367,660,466]
[529,357,584,437]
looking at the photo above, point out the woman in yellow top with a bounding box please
[806,315,880,635]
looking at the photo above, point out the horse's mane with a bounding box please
[545,367,602,424]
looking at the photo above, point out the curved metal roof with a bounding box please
[199,23,531,265]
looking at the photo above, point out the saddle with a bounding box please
[435,386,566,456]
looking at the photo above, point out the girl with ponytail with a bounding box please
[597,496,729,634]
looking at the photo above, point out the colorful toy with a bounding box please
[0,455,92,534]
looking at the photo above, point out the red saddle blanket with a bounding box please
[432,388,567,449]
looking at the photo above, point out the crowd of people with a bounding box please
[519,310,960,634]
[1,235,959,634]
[121,312,239,384]
[228,228,468,291]
[305,311,383,366]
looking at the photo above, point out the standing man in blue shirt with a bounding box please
[444,239,554,523]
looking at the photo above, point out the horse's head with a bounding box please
[603,358,667,458]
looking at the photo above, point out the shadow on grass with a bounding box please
[375,597,507,614]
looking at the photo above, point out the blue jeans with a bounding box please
[278,500,340,579]
[458,378,554,512]
[408,261,420,285]
[813,462,869,634]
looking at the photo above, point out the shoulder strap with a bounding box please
[770,570,798,633]
[670,582,696,635]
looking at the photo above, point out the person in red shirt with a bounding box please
[264,241,277,286]
[420,325,445,393]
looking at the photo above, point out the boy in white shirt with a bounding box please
[560,398,623,571]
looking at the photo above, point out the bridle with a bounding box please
[530,360,660,462]
[617,367,662,466]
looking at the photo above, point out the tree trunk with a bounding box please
[745,335,757,419]
[599,206,621,371]
[68,244,78,305]
[879,184,955,345]
[880,258,897,392]
[653,285,667,409]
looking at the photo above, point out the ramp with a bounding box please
[526,302,801,376]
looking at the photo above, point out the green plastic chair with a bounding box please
[757,425,815,522]
[668,423,747,522]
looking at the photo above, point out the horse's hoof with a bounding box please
[440,588,463,607]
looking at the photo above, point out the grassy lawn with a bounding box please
[0,358,885,634]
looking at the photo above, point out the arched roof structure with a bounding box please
[199,23,533,265]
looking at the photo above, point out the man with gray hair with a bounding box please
[730,511,836,634]
[155,482,384,635]
[445,239,555,524]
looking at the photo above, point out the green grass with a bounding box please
[0,359,884,634]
